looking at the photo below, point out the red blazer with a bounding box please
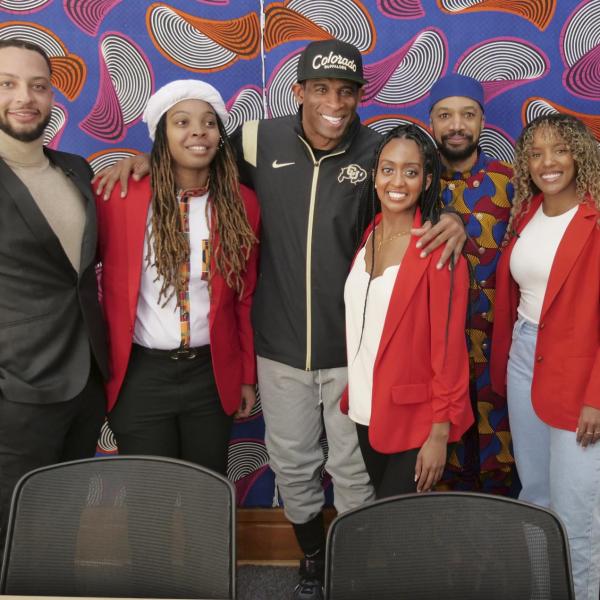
[490,194,600,431]
[96,178,260,415]
[341,209,474,454]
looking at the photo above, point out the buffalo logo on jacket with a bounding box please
[338,164,367,185]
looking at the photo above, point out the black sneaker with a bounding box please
[292,557,324,600]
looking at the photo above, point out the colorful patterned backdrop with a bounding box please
[2,0,598,508]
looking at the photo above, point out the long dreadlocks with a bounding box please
[148,114,257,305]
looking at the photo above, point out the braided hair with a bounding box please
[148,114,257,305]
[354,123,444,355]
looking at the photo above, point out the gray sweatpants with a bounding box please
[257,355,375,525]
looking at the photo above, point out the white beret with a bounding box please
[142,79,229,141]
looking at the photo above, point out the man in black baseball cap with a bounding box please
[290,39,367,154]
[296,39,367,86]
[258,39,377,600]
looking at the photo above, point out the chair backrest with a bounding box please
[325,492,574,600]
[0,456,236,599]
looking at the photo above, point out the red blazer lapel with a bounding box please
[126,183,151,327]
[500,195,544,274]
[541,200,598,320]
[512,195,543,241]
[376,238,428,361]
[376,208,429,361]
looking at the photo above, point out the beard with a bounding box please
[0,111,51,143]
[438,131,479,163]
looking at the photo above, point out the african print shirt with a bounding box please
[441,149,516,493]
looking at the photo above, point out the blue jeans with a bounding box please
[507,317,600,600]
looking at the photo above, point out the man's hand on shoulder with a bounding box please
[92,153,151,200]
[411,212,466,269]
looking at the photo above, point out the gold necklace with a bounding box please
[376,229,411,252]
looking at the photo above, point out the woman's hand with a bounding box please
[235,384,256,419]
[415,422,450,492]
[576,405,600,447]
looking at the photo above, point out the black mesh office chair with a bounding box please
[0,456,236,599]
[325,492,574,600]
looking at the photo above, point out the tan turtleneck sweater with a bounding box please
[0,130,87,272]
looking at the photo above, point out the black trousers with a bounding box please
[0,360,105,548]
[108,344,232,475]
[356,424,420,499]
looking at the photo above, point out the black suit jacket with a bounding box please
[0,148,108,404]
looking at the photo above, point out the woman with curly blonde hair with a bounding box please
[491,113,600,600]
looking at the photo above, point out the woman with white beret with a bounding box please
[96,80,260,473]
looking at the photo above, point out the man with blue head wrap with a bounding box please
[428,73,518,495]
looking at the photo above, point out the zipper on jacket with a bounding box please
[298,136,345,371]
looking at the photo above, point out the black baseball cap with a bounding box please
[297,39,367,86]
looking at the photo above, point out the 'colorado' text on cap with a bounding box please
[312,52,358,73]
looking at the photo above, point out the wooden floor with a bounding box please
[237,508,336,562]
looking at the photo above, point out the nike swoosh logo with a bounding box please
[272,160,295,169]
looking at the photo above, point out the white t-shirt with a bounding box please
[133,193,211,349]
[510,203,578,324]
[344,244,399,425]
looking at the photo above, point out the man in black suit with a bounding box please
[0,39,108,545]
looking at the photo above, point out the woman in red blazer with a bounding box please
[342,124,473,498]
[490,114,600,600]
[96,80,259,475]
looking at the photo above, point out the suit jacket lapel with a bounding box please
[47,150,97,276]
[0,156,74,274]
[541,201,597,319]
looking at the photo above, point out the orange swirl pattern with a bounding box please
[437,0,556,31]
[264,0,375,53]
[264,3,332,51]
[87,148,141,174]
[521,97,600,141]
[147,3,259,72]
[183,12,260,58]
[50,55,87,101]
[0,21,86,100]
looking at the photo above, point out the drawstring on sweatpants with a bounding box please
[317,370,323,405]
